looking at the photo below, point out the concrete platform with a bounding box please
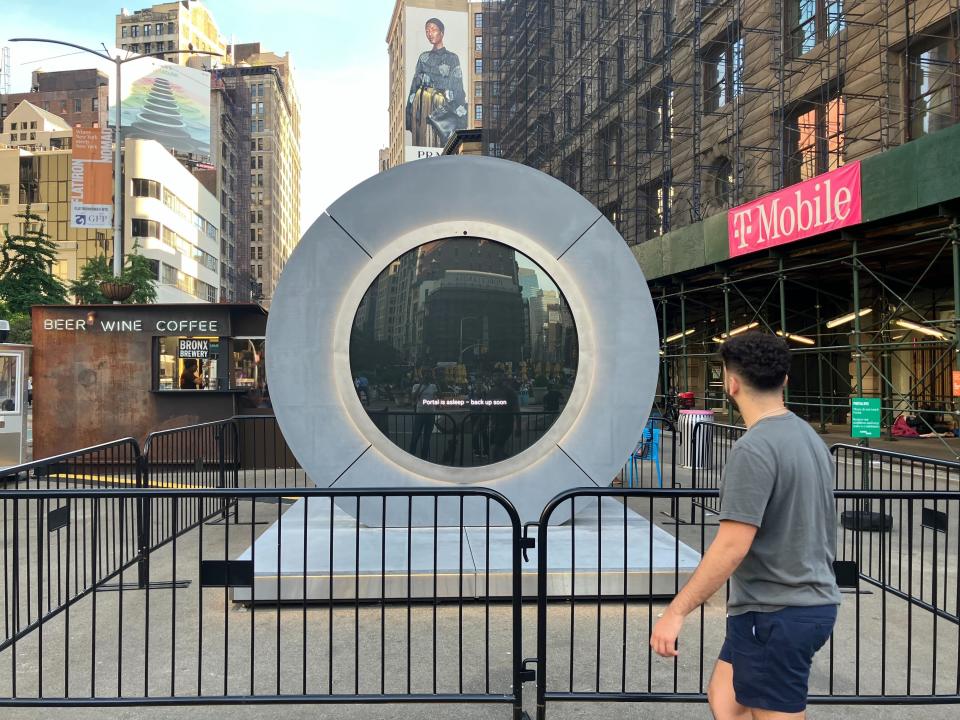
[233,497,702,602]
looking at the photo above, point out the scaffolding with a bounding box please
[485,0,960,448]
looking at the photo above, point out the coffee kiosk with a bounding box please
[31,304,268,459]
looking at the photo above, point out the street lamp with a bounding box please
[8,38,221,278]
[458,315,479,364]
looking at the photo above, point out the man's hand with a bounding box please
[650,608,684,657]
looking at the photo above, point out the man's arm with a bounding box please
[649,519,757,657]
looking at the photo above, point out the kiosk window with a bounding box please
[0,355,18,412]
[157,336,219,391]
[232,338,269,409]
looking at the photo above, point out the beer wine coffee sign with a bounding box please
[728,162,861,258]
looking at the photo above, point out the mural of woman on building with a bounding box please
[405,17,468,147]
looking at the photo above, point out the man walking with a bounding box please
[651,332,840,718]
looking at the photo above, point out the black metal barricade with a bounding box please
[0,487,527,716]
[533,487,960,719]
[688,422,745,520]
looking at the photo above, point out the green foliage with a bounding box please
[0,206,68,314]
[69,241,157,305]
[122,242,157,304]
[8,313,32,344]
[69,255,111,304]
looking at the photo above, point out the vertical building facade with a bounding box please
[116,1,227,66]
[487,0,960,429]
[0,69,110,131]
[386,0,487,167]
[125,138,221,303]
[223,44,301,307]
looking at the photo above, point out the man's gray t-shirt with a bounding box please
[718,412,841,615]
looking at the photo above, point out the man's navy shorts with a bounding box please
[718,604,838,713]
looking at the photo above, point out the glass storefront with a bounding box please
[156,336,220,390]
[350,237,579,468]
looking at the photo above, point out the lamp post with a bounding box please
[458,315,479,364]
[8,38,220,278]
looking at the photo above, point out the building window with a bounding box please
[599,58,611,100]
[644,86,671,151]
[0,184,9,205]
[601,200,622,233]
[156,23,163,36]
[708,157,735,206]
[475,104,483,121]
[641,12,651,60]
[131,218,160,239]
[475,81,483,98]
[565,29,573,59]
[785,94,845,184]
[167,40,174,51]
[475,58,483,74]
[475,35,483,54]
[131,25,139,38]
[143,24,151,37]
[10,122,16,131]
[130,43,140,53]
[705,30,744,111]
[599,121,621,180]
[167,21,176,34]
[642,177,672,240]
[258,102,264,115]
[788,0,844,57]
[561,151,582,189]
[908,30,960,139]
[74,98,82,113]
[121,26,128,38]
[475,12,483,29]
[257,246,263,260]
[92,97,99,112]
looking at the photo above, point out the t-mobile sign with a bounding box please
[728,162,862,258]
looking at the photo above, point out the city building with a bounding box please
[486,0,960,432]
[1,100,72,151]
[125,137,220,303]
[1,128,221,307]
[0,140,110,286]
[203,71,252,302]
[220,43,301,307]
[115,1,227,66]
[379,146,391,172]
[0,69,110,130]
[386,0,488,167]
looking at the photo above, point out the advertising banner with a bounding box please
[728,162,862,259]
[70,127,113,229]
[110,57,211,159]
[404,7,469,163]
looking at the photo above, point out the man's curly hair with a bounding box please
[719,332,791,391]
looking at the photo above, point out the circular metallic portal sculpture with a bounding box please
[267,156,659,523]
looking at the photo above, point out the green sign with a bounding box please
[851,397,881,438]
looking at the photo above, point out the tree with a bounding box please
[69,254,111,304]
[122,241,158,304]
[69,240,157,305]
[0,206,68,314]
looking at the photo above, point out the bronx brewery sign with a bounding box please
[728,162,862,258]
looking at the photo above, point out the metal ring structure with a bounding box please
[266,155,659,524]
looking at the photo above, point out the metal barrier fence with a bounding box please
[0,487,525,716]
[688,422,746,520]
[534,487,960,719]
[832,444,960,627]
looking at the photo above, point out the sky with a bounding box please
[3,0,396,235]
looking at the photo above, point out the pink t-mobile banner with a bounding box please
[728,162,862,259]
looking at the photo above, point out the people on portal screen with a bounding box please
[489,369,520,461]
[409,370,439,460]
[405,17,468,146]
[650,332,840,719]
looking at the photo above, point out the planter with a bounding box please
[99,281,135,302]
